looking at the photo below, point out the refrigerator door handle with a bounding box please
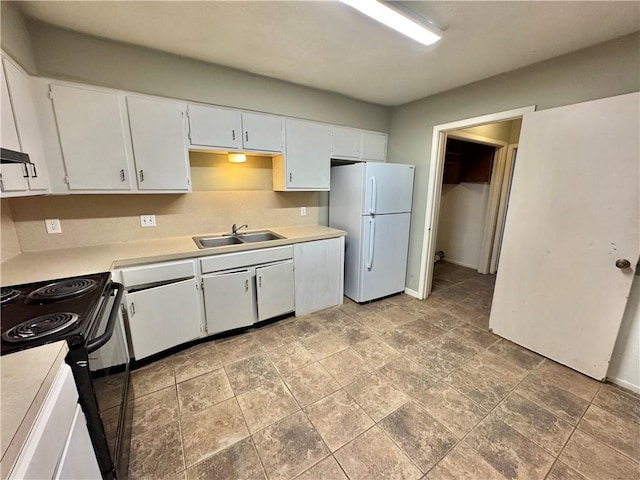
[370,176,377,214]
[367,217,375,270]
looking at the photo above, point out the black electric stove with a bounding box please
[1,273,111,355]
[1,273,130,479]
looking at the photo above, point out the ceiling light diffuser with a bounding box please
[340,0,442,46]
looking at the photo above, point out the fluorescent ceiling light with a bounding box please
[340,0,442,46]
[228,153,246,163]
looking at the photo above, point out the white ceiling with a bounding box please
[17,1,640,106]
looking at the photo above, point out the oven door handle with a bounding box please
[87,282,124,354]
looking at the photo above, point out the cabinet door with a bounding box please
[127,96,190,191]
[4,60,49,192]
[203,270,255,334]
[361,131,387,162]
[53,405,101,480]
[188,104,241,149]
[331,126,361,159]
[0,60,29,193]
[284,119,330,189]
[125,279,202,360]
[294,238,344,315]
[256,260,295,321]
[51,84,131,190]
[242,112,283,152]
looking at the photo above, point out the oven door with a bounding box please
[86,282,132,479]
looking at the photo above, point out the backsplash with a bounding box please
[1,199,22,260]
[8,190,319,252]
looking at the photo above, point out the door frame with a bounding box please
[490,143,518,273]
[418,106,536,300]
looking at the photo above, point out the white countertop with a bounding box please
[0,341,69,477]
[1,224,346,286]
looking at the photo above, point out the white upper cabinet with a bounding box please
[361,131,387,162]
[1,57,49,196]
[187,104,241,149]
[331,126,361,159]
[241,112,283,152]
[274,119,330,191]
[127,96,191,191]
[50,84,132,190]
[4,60,49,192]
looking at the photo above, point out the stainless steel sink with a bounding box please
[193,230,285,249]
[193,235,244,249]
[237,231,285,243]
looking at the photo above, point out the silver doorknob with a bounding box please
[615,259,631,269]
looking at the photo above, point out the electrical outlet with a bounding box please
[140,215,156,227]
[300,207,307,217]
[45,218,62,234]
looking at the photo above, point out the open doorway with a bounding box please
[417,106,535,300]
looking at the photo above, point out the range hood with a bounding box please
[0,148,32,165]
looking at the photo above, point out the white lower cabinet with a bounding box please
[256,260,295,321]
[125,278,202,360]
[202,269,255,335]
[294,238,344,315]
[54,405,101,480]
[200,247,295,334]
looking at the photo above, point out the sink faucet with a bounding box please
[231,223,248,235]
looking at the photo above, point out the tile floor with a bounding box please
[126,262,640,480]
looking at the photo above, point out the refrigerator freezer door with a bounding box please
[356,212,411,302]
[364,163,415,215]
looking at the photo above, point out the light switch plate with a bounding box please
[300,207,307,216]
[140,215,156,227]
[45,218,62,234]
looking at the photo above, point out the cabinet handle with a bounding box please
[245,279,249,292]
[232,129,236,141]
[139,169,144,182]
[258,276,262,288]
[289,172,292,183]
[0,176,4,191]
[30,163,38,178]
[130,303,135,315]
[22,163,29,178]
[245,131,249,142]
[120,169,125,182]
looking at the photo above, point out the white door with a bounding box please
[126,279,201,360]
[490,92,639,380]
[359,213,411,302]
[256,261,295,321]
[51,84,131,190]
[364,163,414,214]
[285,119,330,189]
[4,59,49,191]
[203,270,255,334]
[0,60,29,193]
[127,96,190,191]
[188,104,241,149]
[241,112,283,152]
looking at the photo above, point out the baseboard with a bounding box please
[441,258,478,269]
[606,376,640,394]
[404,287,420,299]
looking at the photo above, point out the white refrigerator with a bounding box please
[329,163,415,303]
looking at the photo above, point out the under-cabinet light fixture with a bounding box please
[228,153,246,163]
[340,0,442,46]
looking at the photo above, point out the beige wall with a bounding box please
[0,2,38,74]
[1,199,22,261]
[389,32,640,292]
[26,21,389,132]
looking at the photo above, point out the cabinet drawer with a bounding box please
[120,260,195,288]
[200,246,293,274]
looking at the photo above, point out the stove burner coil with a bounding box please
[0,288,21,306]
[2,312,80,342]
[27,278,98,302]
